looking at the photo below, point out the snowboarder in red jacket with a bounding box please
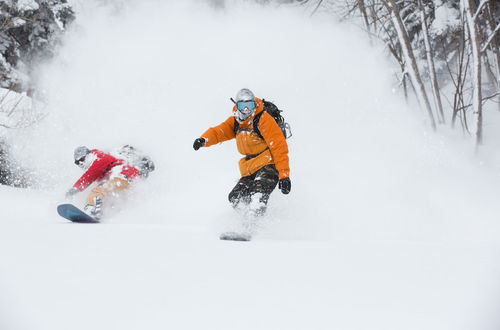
[65,145,154,219]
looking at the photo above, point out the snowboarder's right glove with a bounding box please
[193,138,206,151]
[278,177,291,194]
[65,187,78,199]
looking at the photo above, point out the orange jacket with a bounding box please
[200,98,290,179]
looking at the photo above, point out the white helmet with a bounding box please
[235,88,256,122]
[236,88,255,102]
[74,146,90,165]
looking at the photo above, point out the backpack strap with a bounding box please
[233,118,240,134]
[252,111,265,140]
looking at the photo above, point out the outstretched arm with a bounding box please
[199,116,236,147]
[72,155,111,191]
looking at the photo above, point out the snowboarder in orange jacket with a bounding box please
[193,88,291,216]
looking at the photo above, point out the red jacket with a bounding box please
[72,149,124,191]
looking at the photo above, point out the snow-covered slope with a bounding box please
[2,1,500,329]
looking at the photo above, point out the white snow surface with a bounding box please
[2,1,500,330]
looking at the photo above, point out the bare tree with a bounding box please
[0,90,45,130]
[290,0,500,142]
[418,0,445,124]
[383,0,437,130]
[462,0,483,146]
[358,0,372,40]
[484,1,500,111]
[448,18,470,132]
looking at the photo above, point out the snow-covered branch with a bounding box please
[481,22,500,53]
[473,0,489,22]
[0,0,74,93]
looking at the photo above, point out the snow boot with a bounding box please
[84,196,103,220]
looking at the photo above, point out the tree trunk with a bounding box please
[402,72,408,102]
[486,2,500,111]
[358,0,371,41]
[384,0,436,130]
[462,0,483,146]
[418,0,445,124]
[369,0,378,32]
[451,24,469,130]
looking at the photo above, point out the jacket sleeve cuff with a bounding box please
[201,136,211,147]
[279,170,289,179]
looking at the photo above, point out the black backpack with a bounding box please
[233,99,292,140]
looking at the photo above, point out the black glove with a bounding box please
[278,177,291,194]
[193,138,206,151]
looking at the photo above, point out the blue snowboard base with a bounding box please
[57,204,99,223]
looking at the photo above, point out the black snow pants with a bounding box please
[228,164,279,215]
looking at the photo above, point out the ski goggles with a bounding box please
[75,157,86,166]
[236,100,256,112]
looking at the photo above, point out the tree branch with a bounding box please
[481,22,500,53]
[310,0,324,16]
[0,122,13,129]
[456,93,500,111]
[473,0,489,21]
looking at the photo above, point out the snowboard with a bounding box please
[57,204,99,223]
[219,231,252,242]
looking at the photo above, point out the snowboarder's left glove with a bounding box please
[278,177,291,194]
[65,187,78,199]
[193,138,206,151]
